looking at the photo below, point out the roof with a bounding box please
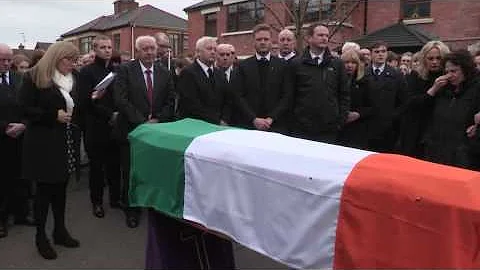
[352,22,439,49]
[61,4,187,37]
[35,42,52,50]
[184,0,223,12]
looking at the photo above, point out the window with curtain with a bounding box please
[402,0,431,19]
[79,36,94,54]
[227,0,265,32]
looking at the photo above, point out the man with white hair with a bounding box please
[178,36,230,125]
[113,35,176,228]
[278,28,297,61]
[170,36,236,269]
[0,43,31,237]
[215,43,235,82]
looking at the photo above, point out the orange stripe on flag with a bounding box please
[334,153,480,269]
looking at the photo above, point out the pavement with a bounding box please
[0,168,287,269]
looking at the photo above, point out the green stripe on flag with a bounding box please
[128,118,231,218]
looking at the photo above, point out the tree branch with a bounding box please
[263,2,286,29]
[329,0,361,39]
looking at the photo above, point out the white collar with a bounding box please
[256,52,271,61]
[309,50,324,60]
[280,51,296,60]
[196,58,214,77]
[139,60,154,73]
[372,63,386,74]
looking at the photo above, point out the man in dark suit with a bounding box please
[177,37,230,125]
[0,43,31,238]
[278,28,297,62]
[365,41,407,152]
[231,24,292,133]
[78,35,121,219]
[113,36,175,228]
[216,43,236,83]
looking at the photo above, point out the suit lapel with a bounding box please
[193,61,213,94]
[133,60,149,105]
[247,57,261,93]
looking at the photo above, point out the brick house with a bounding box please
[60,0,188,58]
[184,0,480,56]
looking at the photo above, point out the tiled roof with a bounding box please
[184,0,223,12]
[352,22,439,49]
[61,5,187,37]
[34,42,53,50]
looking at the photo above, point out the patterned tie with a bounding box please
[145,69,153,114]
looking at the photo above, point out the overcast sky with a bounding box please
[0,0,199,49]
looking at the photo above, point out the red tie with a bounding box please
[145,69,153,114]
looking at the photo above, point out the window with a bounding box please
[289,0,336,23]
[168,33,181,57]
[402,0,431,19]
[205,13,218,37]
[79,36,94,54]
[227,0,264,32]
[113,34,121,51]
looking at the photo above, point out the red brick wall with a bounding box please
[186,0,480,56]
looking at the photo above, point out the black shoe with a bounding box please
[0,221,7,238]
[53,230,80,248]
[109,201,123,209]
[126,215,139,228]
[14,217,36,226]
[36,236,57,260]
[92,204,105,218]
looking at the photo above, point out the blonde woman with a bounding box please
[337,50,372,149]
[19,41,81,260]
[398,41,450,157]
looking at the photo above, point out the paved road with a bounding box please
[0,169,287,269]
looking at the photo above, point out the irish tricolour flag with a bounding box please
[129,118,480,269]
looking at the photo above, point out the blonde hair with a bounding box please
[417,40,450,80]
[341,50,364,81]
[30,41,79,89]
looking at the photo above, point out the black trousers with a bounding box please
[86,139,121,205]
[0,137,29,222]
[35,182,68,236]
[120,143,140,217]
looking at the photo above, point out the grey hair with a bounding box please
[135,36,157,50]
[342,42,360,54]
[195,36,217,51]
[279,28,295,38]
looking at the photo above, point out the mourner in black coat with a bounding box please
[230,24,292,133]
[0,66,30,237]
[78,37,122,219]
[113,36,175,229]
[365,42,407,152]
[18,41,81,260]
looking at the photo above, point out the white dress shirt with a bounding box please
[1,71,10,85]
[279,51,296,61]
[255,52,271,61]
[196,59,214,78]
[309,50,325,65]
[372,63,386,75]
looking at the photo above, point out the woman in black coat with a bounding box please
[18,41,81,260]
[398,41,450,158]
[337,50,372,149]
[422,50,480,169]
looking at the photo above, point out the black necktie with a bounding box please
[374,68,381,76]
[0,73,7,85]
[207,68,215,86]
[313,57,320,66]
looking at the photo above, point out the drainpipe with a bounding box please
[363,0,368,35]
[131,23,135,59]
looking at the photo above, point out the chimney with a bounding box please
[18,43,25,50]
[114,0,139,15]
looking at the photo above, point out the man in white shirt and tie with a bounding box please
[215,43,235,82]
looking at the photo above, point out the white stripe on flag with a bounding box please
[183,129,373,269]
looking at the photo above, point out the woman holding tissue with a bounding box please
[19,41,81,260]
